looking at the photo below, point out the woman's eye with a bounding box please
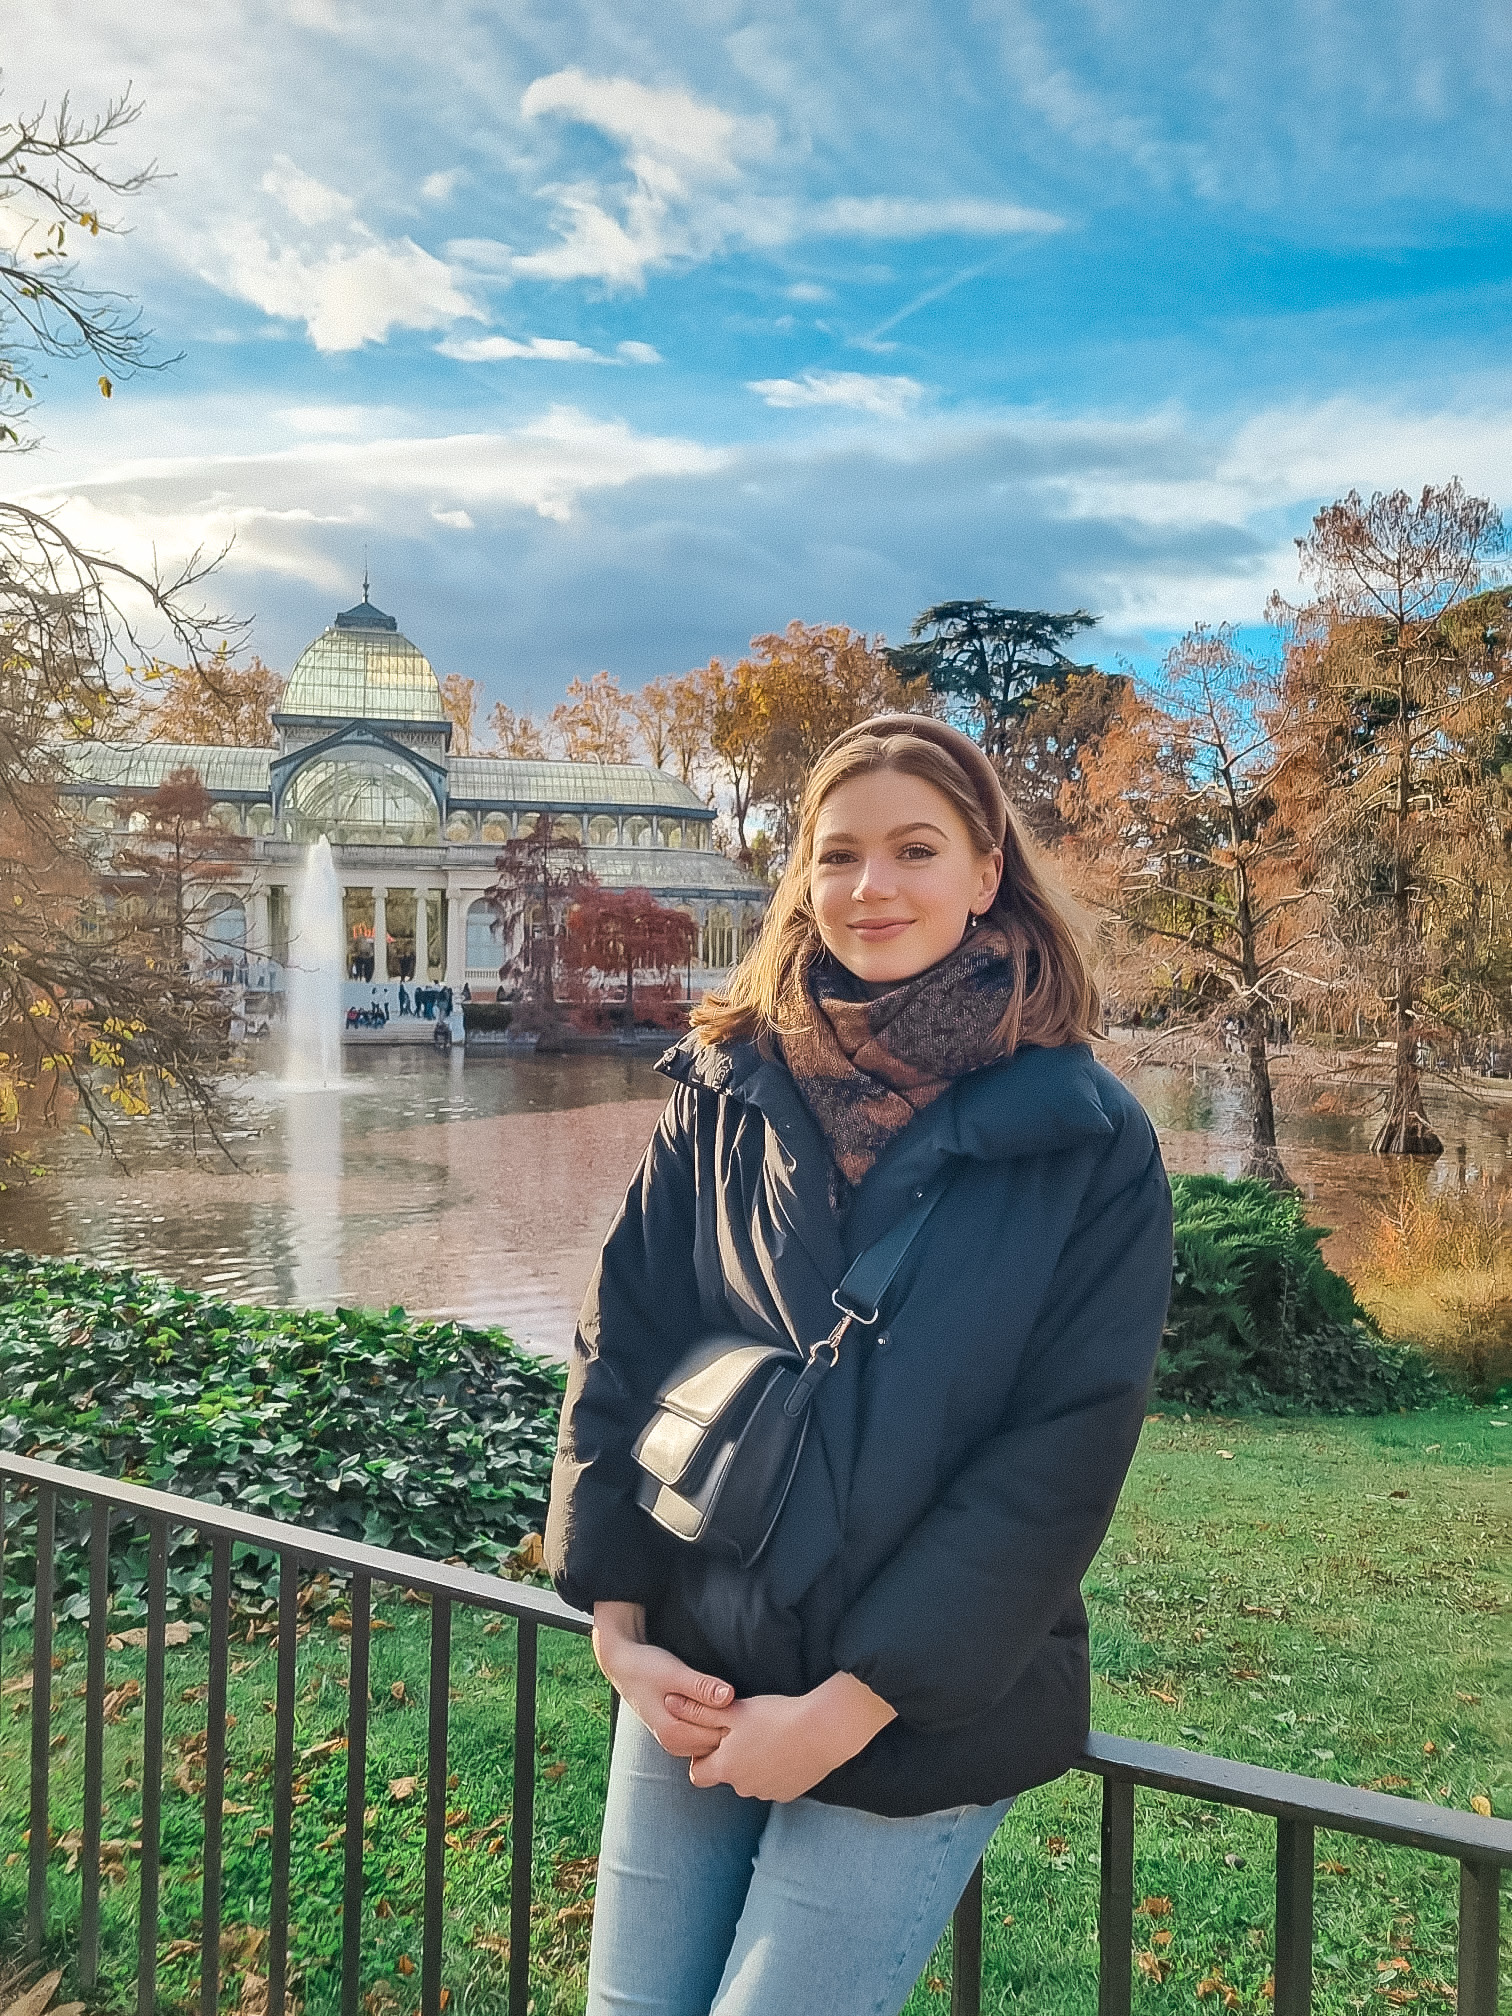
[900,844,938,861]
[817,849,855,867]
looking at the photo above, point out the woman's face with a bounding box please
[809,767,1003,985]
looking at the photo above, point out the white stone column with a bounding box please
[413,885,429,982]
[248,885,270,962]
[373,887,388,982]
[446,888,468,986]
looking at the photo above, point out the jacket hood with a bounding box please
[656,1032,1117,1165]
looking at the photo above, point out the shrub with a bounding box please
[0,1253,564,1615]
[1159,1175,1440,1414]
[462,1001,514,1033]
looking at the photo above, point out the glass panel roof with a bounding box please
[57,743,274,793]
[449,757,707,812]
[281,627,446,722]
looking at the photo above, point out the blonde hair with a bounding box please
[692,728,1100,1054]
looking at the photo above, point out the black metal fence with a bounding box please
[3,1453,1508,2016]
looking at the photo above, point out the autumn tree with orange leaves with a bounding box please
[1273,483,1510,1154]
[1070,629,1314,1183]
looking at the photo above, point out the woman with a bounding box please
[546,715,1173,2016]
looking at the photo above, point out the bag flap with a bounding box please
[654,1336,794,1426]
[634,1408,707,1488]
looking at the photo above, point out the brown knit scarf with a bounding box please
[780,923,1020,1189]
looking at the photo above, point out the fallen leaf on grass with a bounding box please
[390,1682,408,1704]
[108,1622,193,1651]
[1422,1741,1436,1755]
[542,1762,568,1781]
[1136,1952,1170,1983]
[395,1956,415,1978]
[471,1933,509,1958]
[1456,1691,1481,1705]
[328,1613,352,1632]
[1195,1972,1241,2008]
[1470,1795,1492,1817]
[1372,1776,1413,1789]
[1241,1604,1282,1618]
[925,1979,946,1996]
[1217,1450,1234,1460]
[1317,1859,1351,1876]
[1377,1958,1410,1974]
[555,1902,593,1930]
[101,1681,140,1723]
[1,1675,34,1698]
[1147,1687,1178,1706]
[1152,1930,1173,1949]
[389,1776,418,1802]
[374,1899,393,1920]
[302,1737,347,1762]
[1136,1896,1172,1916]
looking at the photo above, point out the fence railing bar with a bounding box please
[27,1484,55,1959]
[341,1572,373,2016]
[1097,1775,1135,2016]
[0,1453,587,1633]
[1081,1732,1512,1864]
[949,1858,983,2016]
[509,1617,538,2016]
[267,1557,299,2016]
[136,1517,169,2016]
[1456,1858,1501,2016]
[422,1594,452,2016]
[79,1501,111,1989]
[1273,1817,1314,2016]
[199,1532,232,2016]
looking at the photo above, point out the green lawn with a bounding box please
[2,1405,1508,2014]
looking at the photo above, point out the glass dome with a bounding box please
[281,752,441,846]
[281,595,446,722]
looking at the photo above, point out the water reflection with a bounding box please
[4,1043,1512,1355]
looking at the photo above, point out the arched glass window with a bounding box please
[663,821,683,849]
[282,752,440,846]
[445,810,476,841]
[246,803,274,836]
[626,817,650,847]
[481,812,511,842]
[588,815,618,846]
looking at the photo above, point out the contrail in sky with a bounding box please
[856,263,995,349]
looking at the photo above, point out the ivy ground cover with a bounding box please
[1,1406,1506,2015]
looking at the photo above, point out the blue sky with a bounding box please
[10,0,1512,708]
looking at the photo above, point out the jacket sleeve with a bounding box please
[830,1120,1172,1730]
[544,1084,706,1612]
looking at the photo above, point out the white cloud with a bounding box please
[261,157,354,227]
[808,196,1063,239]
[438,334,613,363]
[421,169,465,204]
[207,220,477,350]
[24,405,729,593]
[786,282,831,302]
[446,238,515,274]
[616,340,662,364]
[513,68,775,286]
[748,370,927,418]
[276,404,384,435]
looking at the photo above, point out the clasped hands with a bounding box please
[592,1601,895,1804]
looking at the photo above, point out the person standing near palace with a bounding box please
[546,715,1173,2016]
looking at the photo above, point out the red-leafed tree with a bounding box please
[564,886,697,1022]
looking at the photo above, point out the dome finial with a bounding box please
[362,544,370,604]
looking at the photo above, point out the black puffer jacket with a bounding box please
[545,1034,1172,1817]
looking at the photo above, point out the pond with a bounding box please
[3,1040,1511,1356]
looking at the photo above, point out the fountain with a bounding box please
[285,836,345,1086]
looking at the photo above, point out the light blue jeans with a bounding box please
[586,1710,1013,2016]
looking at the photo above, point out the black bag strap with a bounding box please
[830,1169,952,1327]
